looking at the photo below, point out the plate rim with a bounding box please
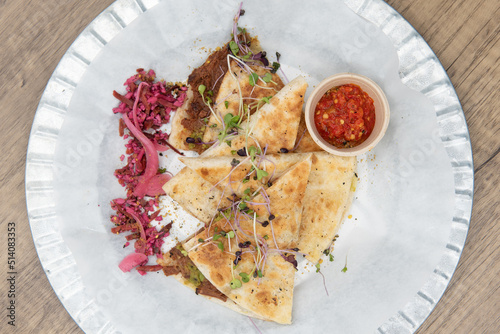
[25,0,474,333]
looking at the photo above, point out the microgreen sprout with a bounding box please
[229,40,240,56]
[249,72,259,86]
[198,84,221,124]
[224,100,229,109]
[198,238,204,243]
[217,241,224,251]
[239,272,250,283]
[341,254,348,273]
[230,278,242,289]
[218,113,241,143]
[262,72,273,83]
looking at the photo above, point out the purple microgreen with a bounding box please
[231,158,240,167]
[283,253,298,269]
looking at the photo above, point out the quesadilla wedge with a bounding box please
[183,222,296,324]
[169,87,195,150]
[202,60,283,144]
[177,151,357,263]
[158,245,269,321]
[162,167,230,224]
[296,152,357,263]
[179,152,312,198]
[201,75,308,157]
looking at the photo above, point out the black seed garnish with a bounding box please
[269,214,276,220]
[262,221,269,227]
[267,181,273,187]
[280,148,289,153]
[237,148,247,156]
[186,137,196,143]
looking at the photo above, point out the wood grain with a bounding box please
[0,0,498,333]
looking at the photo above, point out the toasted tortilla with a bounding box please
[162,167,230,224]
[178,151,357,263]
[294,111,322,153]
[297,152,357,263]
[243,155,312,249]
[174,154,312,248]
[179,152,312,198]
[201,76,308,157]
[202,61,283,144]
[169,87,195,150]
[184,223,296,324]
[157,253,268,321]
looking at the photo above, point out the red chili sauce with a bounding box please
[314,84,376,148]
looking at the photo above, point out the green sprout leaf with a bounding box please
[230,278,242,289]
[217,241,224,251]
[244,188,251,195]
[315,263,321,273]
[257,270,263,278]
[262,73,273,83]
[248,146,259,157]
[198,84,206,96]
[249,72,259,86]
[181,250,188,257]
[256,169,269,180]
[263,235,269,240]
[198,238,204,243]
[207,90,214,96]
[329,254,334,262]
[157,167,167,174]
[229,41,239,56]
[341,266,347,273]
[271,62,280,74]
[225,100,229,109]
[210,123,218,128]
[239,272,250,283]
[261,96,272,103]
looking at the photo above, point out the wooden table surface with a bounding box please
[0,0,498,333]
